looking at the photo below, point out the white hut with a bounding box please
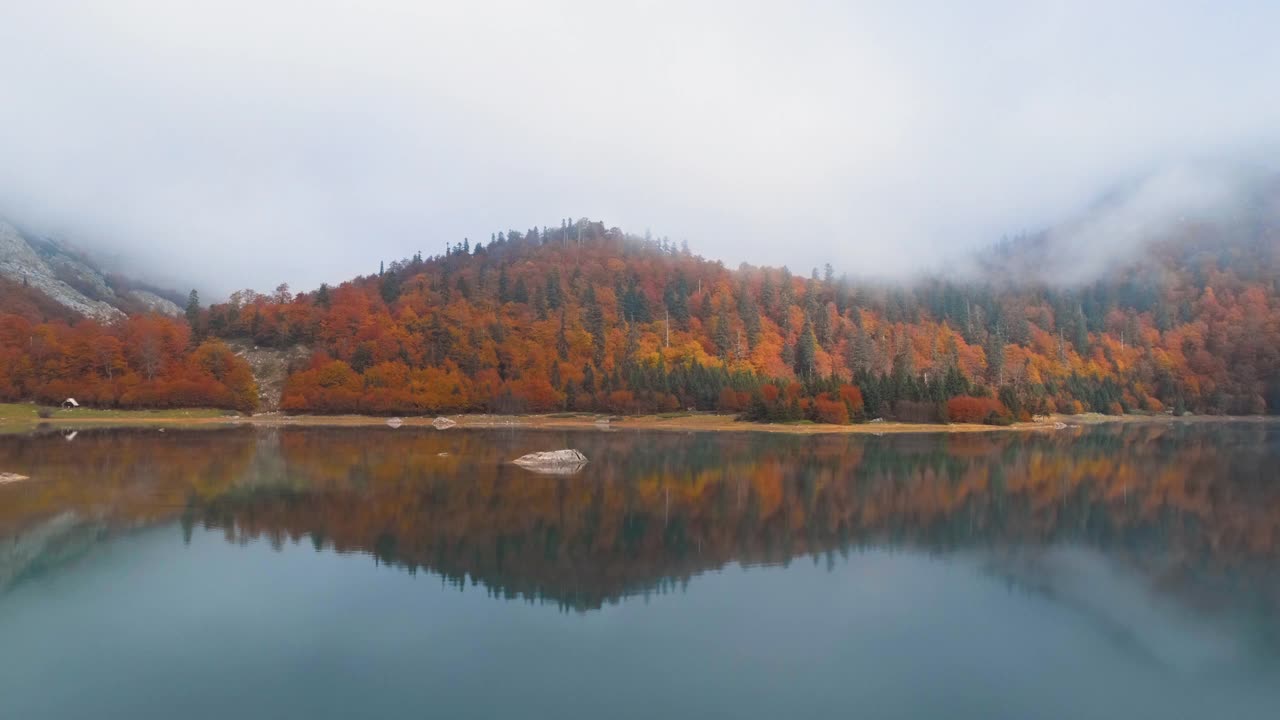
[62,398,79,409]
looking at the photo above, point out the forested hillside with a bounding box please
[4,196,1279,422]
[195,211,1280,421]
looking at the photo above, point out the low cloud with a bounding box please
[2,1,1280,296]
[1039,163,1255,284]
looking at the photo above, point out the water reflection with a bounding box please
[2,423,1278,617]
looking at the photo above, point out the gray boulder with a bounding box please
[512,449,588,475]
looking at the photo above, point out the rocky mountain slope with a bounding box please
[0,219,182,321]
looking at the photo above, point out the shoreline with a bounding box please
[2,405,1274,436]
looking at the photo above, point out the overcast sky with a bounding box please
[2,1,1278,297]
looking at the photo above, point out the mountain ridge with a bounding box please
[0,219,182,321]
[3,201,1279,419]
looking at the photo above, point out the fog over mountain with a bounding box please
[2,1,1279,297]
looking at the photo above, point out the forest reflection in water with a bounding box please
[2,421,1277,617]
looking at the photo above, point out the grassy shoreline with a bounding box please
[3,402,1273,436]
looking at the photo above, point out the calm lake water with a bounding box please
[1,422,1278,719]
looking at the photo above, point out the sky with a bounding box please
[2,0,1279,297]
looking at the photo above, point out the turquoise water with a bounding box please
[1,423,1277,718]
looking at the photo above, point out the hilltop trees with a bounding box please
[188,218,1280,421]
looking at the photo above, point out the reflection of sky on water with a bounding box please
[1,422,1279,718]
[1,526,1277,720]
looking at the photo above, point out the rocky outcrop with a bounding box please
[512,449,588,475]
[227,339,312,412]
[125,289,182,317]
[0,220,124,321]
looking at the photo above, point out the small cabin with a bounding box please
[62,398,79,410]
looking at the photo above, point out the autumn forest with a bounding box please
[2,212,1279,423]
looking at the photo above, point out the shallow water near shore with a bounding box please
[1,423,1278,718]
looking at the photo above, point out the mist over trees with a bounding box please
[179,216,1280,421]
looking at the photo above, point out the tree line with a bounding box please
[3,214,1278,421]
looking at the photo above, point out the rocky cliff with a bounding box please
[0,219,182,321]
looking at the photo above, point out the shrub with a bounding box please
[838,384,864,418]
[946,396,1011,425]
[812,393,850,424]
[36,407,53,419]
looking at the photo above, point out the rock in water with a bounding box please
[0,472,31,484]
[512,449,588,475]
[386,417,404,428]
[432,416,457,430]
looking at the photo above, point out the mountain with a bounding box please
[199,208,1279,419]
[0,219,182,321]
[3,190,1279,419]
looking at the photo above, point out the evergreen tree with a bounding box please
[620,277,651,322]
[557,311,570,360]
[795,320,818,379]
[185,289,201,325]
[380,271,402,303]
[533,288,548,320]
[759,273,776,318]
[737,281,761,348]
[545,271,563,310]
[351,344,373,373]
[714,305,734,359]
[663,274,691,328]
[498,265,510,304]
[583,285,607,366]
[986,329,1006,385]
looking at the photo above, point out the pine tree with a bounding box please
[583,285,607,366]
[380,271,402,303]
[185,290,203,341]
[663,274,691,328]
[545,271,563,310]
[185,289,200,325]
[714,305,734,359]
[556,311,570,360]
[737,281,761,348]
[987,328,1006,386]
[498,265,510,304]
[795,320,818,379]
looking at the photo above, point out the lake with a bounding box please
[1,422,1278,719]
